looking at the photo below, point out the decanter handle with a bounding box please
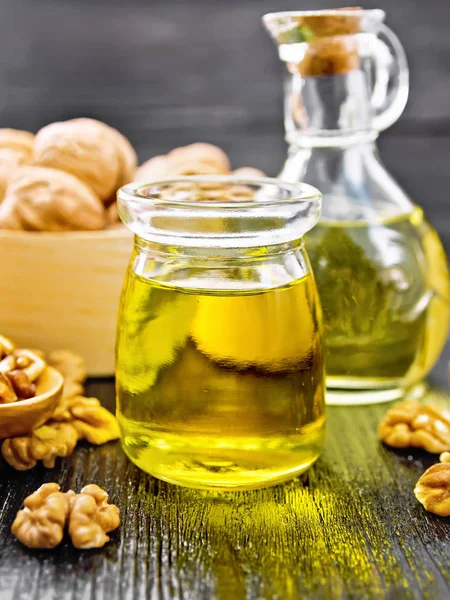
[372,24,409,132]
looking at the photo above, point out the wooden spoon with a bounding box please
[0,366,63,438]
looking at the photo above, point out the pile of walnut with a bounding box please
[12,482,120,549]
[0,334,45,402]
[379,400,450,517]
[0,336,119,470]
[0,121,137,231]
[0,125,264,232]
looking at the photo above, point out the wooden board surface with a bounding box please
[0,381,449,600]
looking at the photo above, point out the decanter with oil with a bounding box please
[263,8,450,404]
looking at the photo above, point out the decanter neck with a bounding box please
[284,70,377,147]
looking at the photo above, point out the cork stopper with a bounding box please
[265,7,366,77]
[298,8,361,76]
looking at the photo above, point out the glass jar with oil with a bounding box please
[116,176,325,490]
[263,8,450,403]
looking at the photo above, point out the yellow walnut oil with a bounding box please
[116,258,325,491]
[306,207,450,397]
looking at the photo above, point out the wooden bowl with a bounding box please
[0,366,63,438]
[0,228,133,376]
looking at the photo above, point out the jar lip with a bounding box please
[118,175,321,210]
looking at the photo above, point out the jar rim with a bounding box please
[118,175,321,210]
[117,175,322,248]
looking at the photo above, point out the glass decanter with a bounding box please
[263,8,450,404]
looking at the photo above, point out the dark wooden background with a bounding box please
[0,2,450,598]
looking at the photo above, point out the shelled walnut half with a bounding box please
[378,400,450,454]
[11,483,73,549]
[68,484,120,549]
[415,462,450,517]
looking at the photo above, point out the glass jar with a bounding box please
[116,176,325,491]
[263,9,450,404]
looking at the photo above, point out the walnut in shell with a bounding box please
[0,129,34,158]
[136,143,231,182]
[34,120,119,202]
[0,166,106,231]
[0,128,34,202]
[0,148,33,202]
[232,167,266,178]
[34,119,136,203]
[167,143,230,172]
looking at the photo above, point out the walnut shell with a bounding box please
[167,143,230,172]
[0,129,34,157]
[0,148,33,202]
[136,144,230,183]
[0,166,106,231]
[135,155,170,182]
[232,167,266,178]
[70,118,137,192]
[33,120,120,202]
[106,202,119,226]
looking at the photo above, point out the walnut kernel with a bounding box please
[6,370,36,399]
[2,421,79,470]
[414,462,450,517]
[11,483,72,549]
[379,401,450,454]
[0,372,18,404]
[68,484,120,549]
[60,396,120,444]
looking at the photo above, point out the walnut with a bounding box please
[2,421,79,470]
[34,120,118,201]
[6,370,36,399]
[106,202,119,226]
[0,166,106,231]
[232,167,266,178]
[135,155,169,182]
[68,484,120,549]
[34,119,136,204]
[167,143,230,172]
[54,396,120,445]
[0,148,32,202]
[0,373,18,404]
[379,401,450,453]
[11,483,73,549]
[0,349,47,383]
[136,143,231,182]
[102,123,137,189]
[0,129,34,157]
[414,463,450,516]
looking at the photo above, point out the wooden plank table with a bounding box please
[0,380,449,600]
